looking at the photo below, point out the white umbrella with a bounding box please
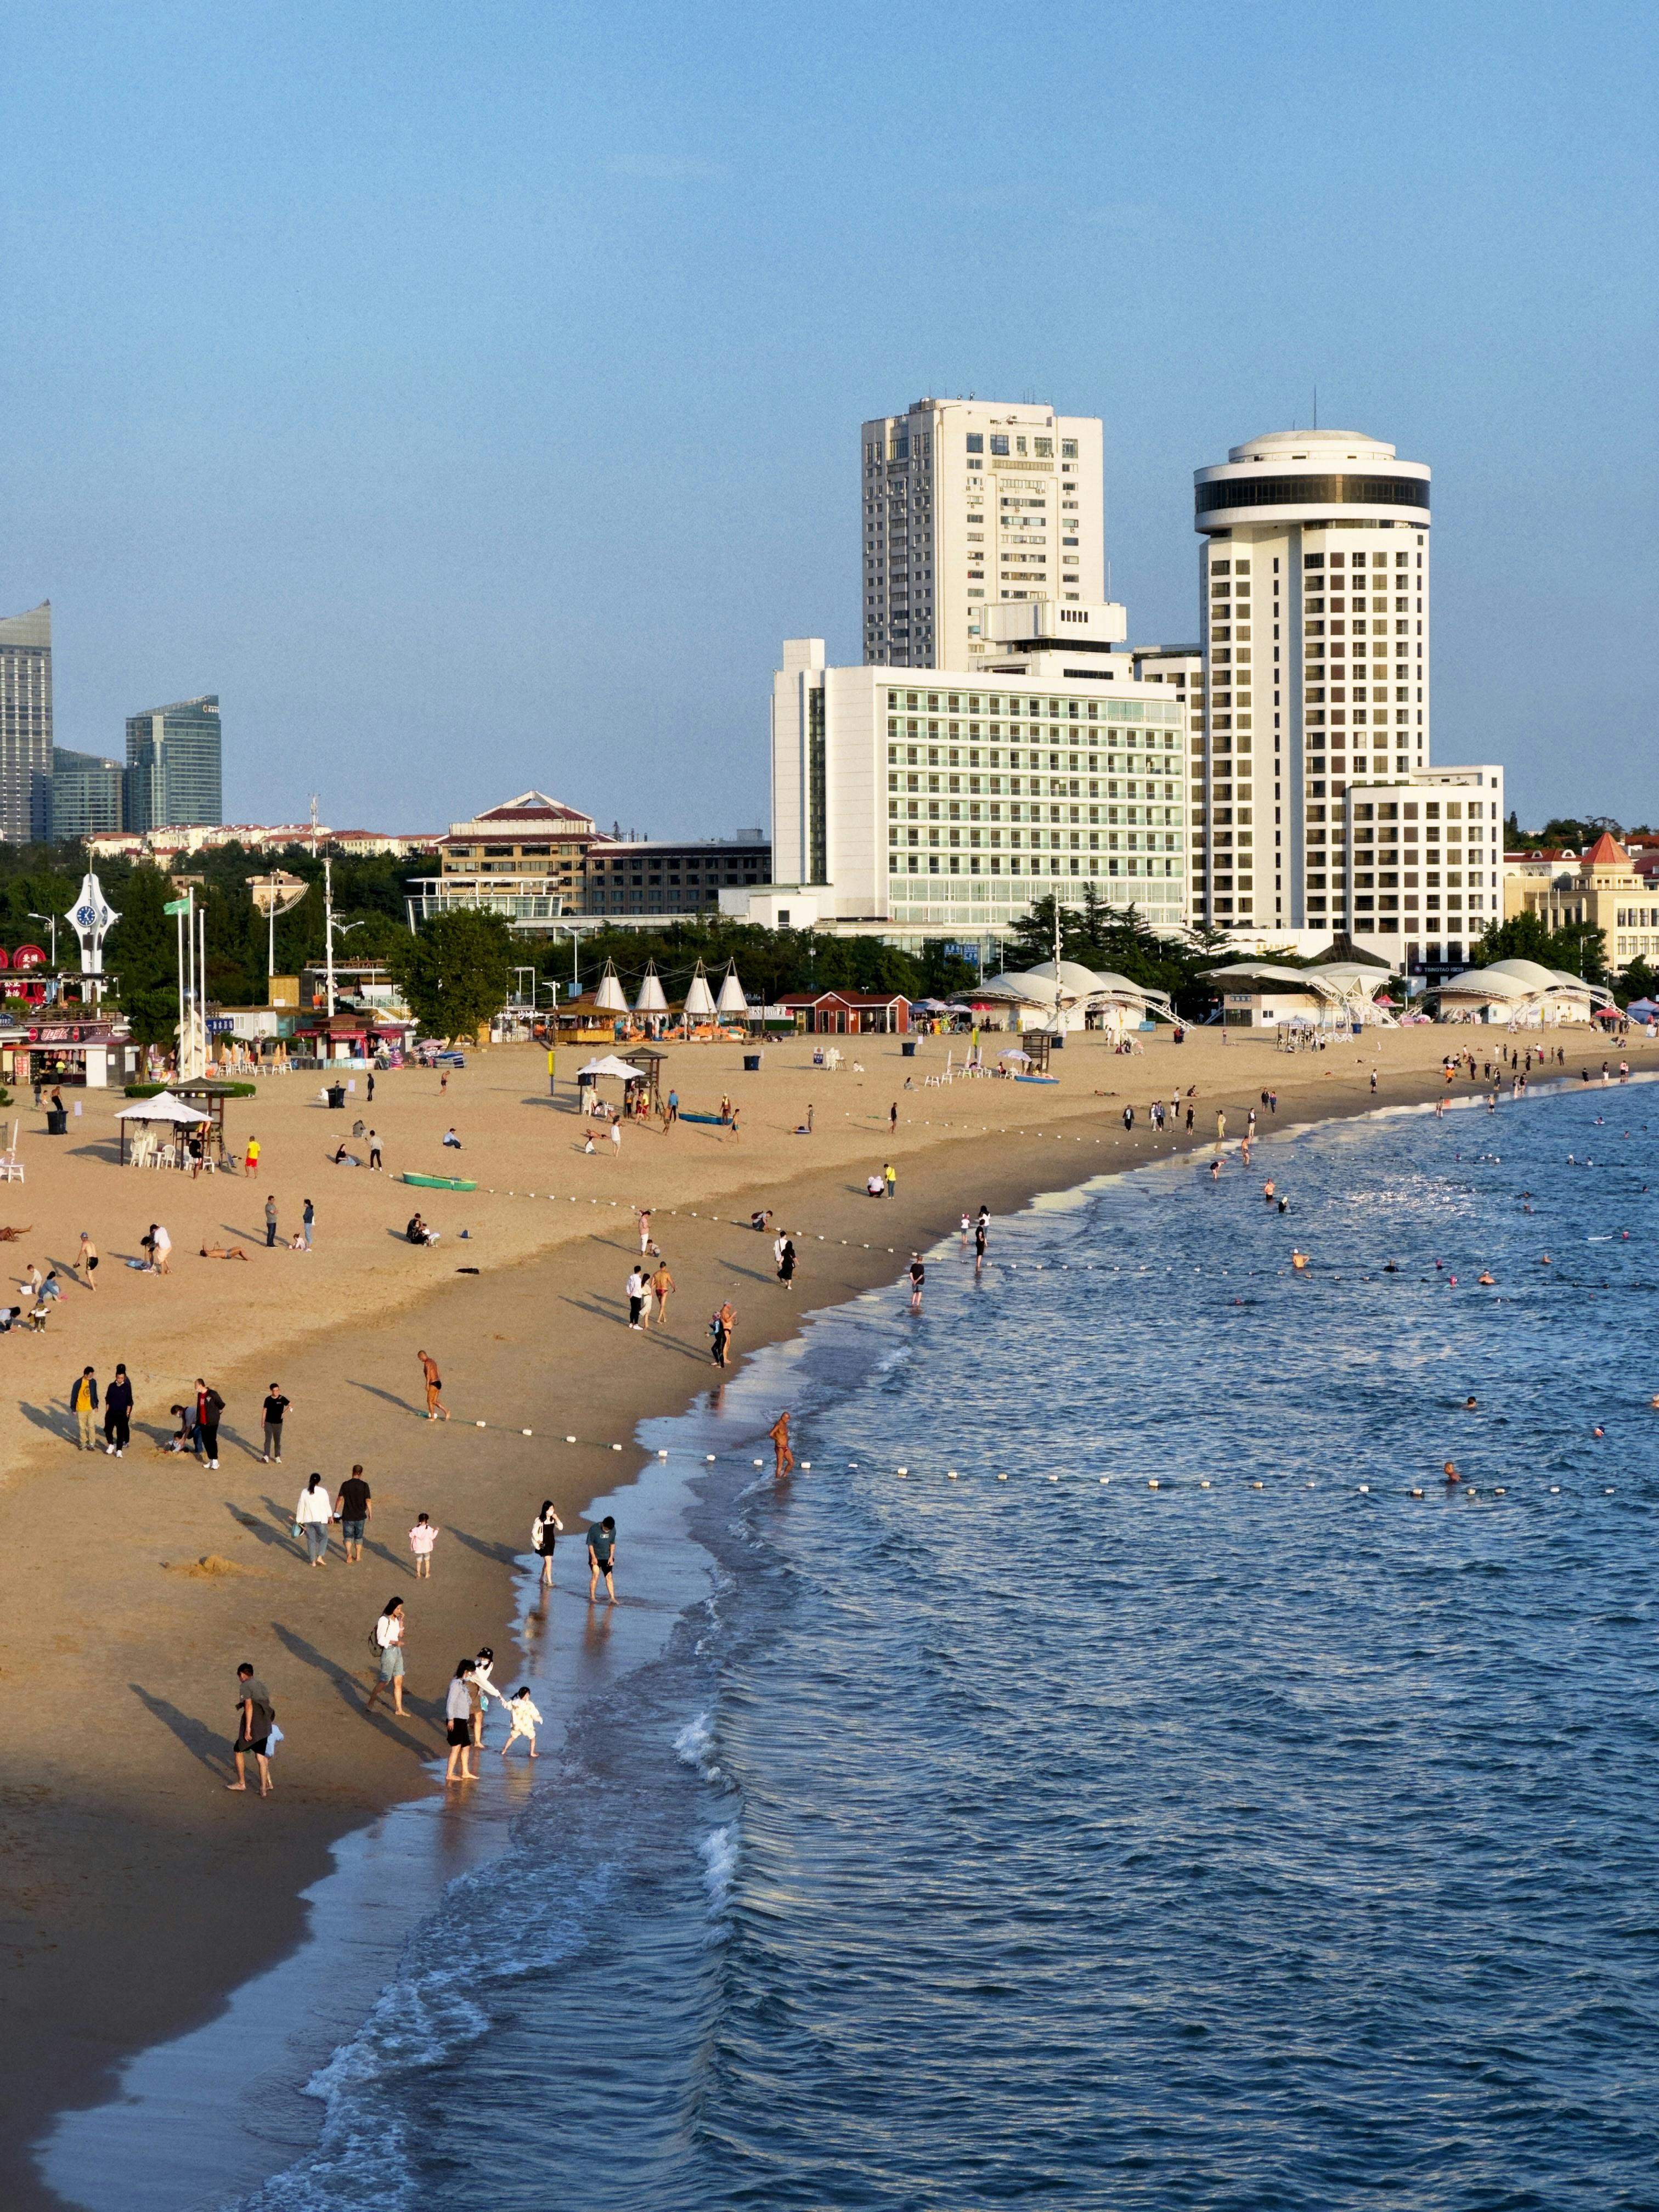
[594,959,629,1014]
[635,961,668,1014]
[715,961,747,1018]
[683,961,717,1020]
[577,1055,650,1081]
[115,1091,212,1122]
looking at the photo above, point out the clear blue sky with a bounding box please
[2,1,1653,834]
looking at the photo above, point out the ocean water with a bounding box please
[72,1083,1659,2210]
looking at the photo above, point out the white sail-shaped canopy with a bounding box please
[634,961,668,1013]
[593,959,629,1014]
[683,961,718,1019]
[715,962,747,1017]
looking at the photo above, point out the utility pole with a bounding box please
[324,855,336,1019]
[267,869,278,983]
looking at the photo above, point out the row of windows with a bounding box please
[963,433,1079,459]
[1198,475,1430,515]
[893,800,1180,826]
[889,828,1181,854]
[887,746,1176,773]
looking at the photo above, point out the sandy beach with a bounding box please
[1,1020,1643,2209]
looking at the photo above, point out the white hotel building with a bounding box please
[1191,425,1502,974]
[725,612,1188,947]
[861,399,1104,669]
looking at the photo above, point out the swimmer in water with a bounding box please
[1465,1396,1478,1409]
[1444,1460,1461,1484]
[1277,1195,1289,1214]
[1263,1180,1275,1203]
[1291,1249,1308,1272]
[1477,1272,1495,1285]
[1209,1159,1221,1183]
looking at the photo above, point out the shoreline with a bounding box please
[8,1028,1649,2211]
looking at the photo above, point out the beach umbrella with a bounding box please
[594,959,629,1014]
[635,961,668,1014]
[684,961,717,1020]
[715,960,747,1018]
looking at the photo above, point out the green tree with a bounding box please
[388,909,515,1039]
[1470,908,1607,984]
[104,865,179,1047]
[1616,955,1658,1006]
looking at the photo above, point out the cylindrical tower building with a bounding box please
[1190,427,1429,939]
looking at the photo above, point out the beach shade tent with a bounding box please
[955,962,1175,1035]
[1626,998,1659,1023]
[634,962,669,1015]
[594,961,629,1016]
[116,1090,212,1167]
[1203,961,1393,1031]
[996,1047,1032,1065]
[1433,958,1613,1026]
[715,962,748,1020]
[575,1052,654,1113]
[682,962,719,1023]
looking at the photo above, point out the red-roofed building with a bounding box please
[1506,831,1659,967]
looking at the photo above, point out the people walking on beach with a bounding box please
[501,1686,542,1759]
[103,1363,132,1455]
[769,1409,794,1478]
[366,1598,407,1716]
[262,1384,290,1464]
[909,1254,925,1310]
[974,1213,987,1272]
[777,1235,796,1290]
[1216,1110,1227,1143]
[587,1516,617,1601]
[890,1101,898,1135]
[228,1663,275,1795]
[302,1199,314,1249]
[636,1207,656,1256]
[151,1222,172,1274]
[444,1661,478,1782]
[369,1131,382,1170]
[366,1070,375,1103]
[710,1299,736,1368]
[471,1646,509,1745]
[194,1378,225,1468]
[650,1260,675,1327]
[610,1116,623,1158]
[264,1195,279,1247]
[418,1348,449,1421]
[78,1232,97,1289]
[884,1161,896,1199]
[70,1365,99,1450]
[244,1136,260,1179]
[666,1087,679,1127]
[409,1512,438,1576]
[625,1265,647,1330]
[1122,1106,1133,1132]
[295,1474,332,1565]
[533,1498,563,1586]
[1184,1103,1194,1133]
[335,1464,372,1562]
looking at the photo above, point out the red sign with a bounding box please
[0,949,10,971]
[12,945,46,970]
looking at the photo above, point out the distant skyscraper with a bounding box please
[51,748,125,841]
[861,400,1104,669]
[0,602,54,843]
[1191,427,1431,939]
[123,695,222,830]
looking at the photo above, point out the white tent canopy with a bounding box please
[593,959,629,1014]
[577,1055,650,1082]
[715,961,747,1017]
[634,962,668,1014]
[683,961,718,1020]
[115,1091,211,1124]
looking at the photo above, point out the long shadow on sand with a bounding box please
[129,1683,227,1776]
[445,1526,520,1568]
[347,1379,426,1418]
[268,1622,433,1759]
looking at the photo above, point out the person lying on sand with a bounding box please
[0,1227,34,1242]
[199,1244,251,1261]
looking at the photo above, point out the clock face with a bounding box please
[76,905,97,927]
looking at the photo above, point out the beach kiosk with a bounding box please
[575,1052,654,1118]
[116,1091,213,1170]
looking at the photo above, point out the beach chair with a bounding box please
[0,1120,23,1183]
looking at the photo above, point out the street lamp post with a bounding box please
[27,911,59,996]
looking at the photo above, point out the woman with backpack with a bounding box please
[532,1499,563,1588]
[365,1596,407,1717]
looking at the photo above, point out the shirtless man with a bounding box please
[417,1348,449,1421]
[768,1409,794,1479]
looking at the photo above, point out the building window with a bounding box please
[990,436,1009,456]
[966,433,983,454]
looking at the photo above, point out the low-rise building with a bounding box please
[1506,832,1657,968]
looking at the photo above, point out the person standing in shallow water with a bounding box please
[533,1498,562,1587]
[588,1515,617,1601]
[445,1661,478,1782]
[769,1410,794,1477]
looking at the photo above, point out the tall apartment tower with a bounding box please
[124,695,222,831]
[0,602,54,843]
[1191,427,1430,940]
[861,400,1104,669]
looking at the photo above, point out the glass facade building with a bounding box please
[123,695,222,830]
[51,748,125,841]
[0,602,54,844]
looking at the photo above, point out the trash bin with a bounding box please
[742,1053,763,1073]
[1049,1030,1066,1051]
[901,1039,917,1057]
[326,1084,347,1109]
[45,1108,67,1136]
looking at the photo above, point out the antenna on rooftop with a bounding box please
[308,792,320,857]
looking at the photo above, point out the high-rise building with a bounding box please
[51,748,125,841]
[0,602,54,843]
[861,400,1104,669]
[123,695,222,830]
[1191,427,1430,943]
[727,622,1189,945]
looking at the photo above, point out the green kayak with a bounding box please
[400,1171,477,1192]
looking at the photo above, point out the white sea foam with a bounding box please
[698,1822,740,1912]
[675,1709,719,1779]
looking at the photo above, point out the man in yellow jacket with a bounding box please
[70,1367,99,1450]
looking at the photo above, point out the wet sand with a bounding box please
[0,1024,1635,2209]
